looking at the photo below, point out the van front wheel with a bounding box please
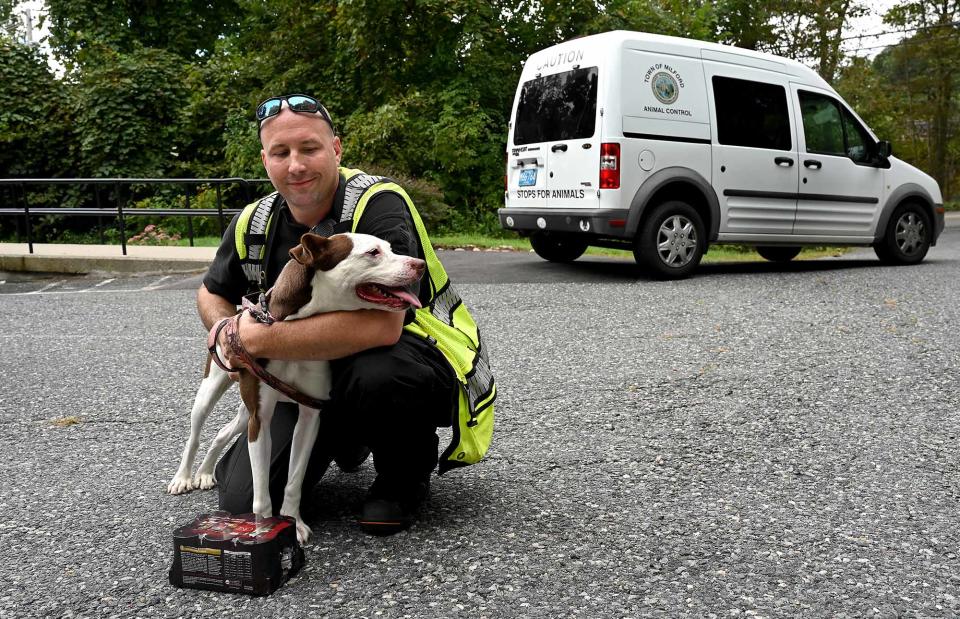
[874,202,931,265]
[634,200,705,279]
[529,233,588,263]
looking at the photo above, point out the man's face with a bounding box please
[260,109,342,216]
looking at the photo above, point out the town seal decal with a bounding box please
[651,71,679,105]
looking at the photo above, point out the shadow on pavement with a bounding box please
[446,250,928,284]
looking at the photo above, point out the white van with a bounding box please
[500,31,945,279]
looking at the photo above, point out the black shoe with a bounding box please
[334,444,370,473]
[358,475,429,536]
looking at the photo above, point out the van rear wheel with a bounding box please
[756,246,802,262]
[874,202,931,265]
[529,233,588,263]
[634,200,705,280]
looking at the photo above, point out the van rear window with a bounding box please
[513,67,598,145]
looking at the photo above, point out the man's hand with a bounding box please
[214,319,243,381]
[199,284,245,380]
[212,312,267,381]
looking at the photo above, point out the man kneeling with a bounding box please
[199,94,495,534]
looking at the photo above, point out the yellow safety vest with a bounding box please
[233,167,494,473]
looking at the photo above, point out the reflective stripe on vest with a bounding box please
[348,178,495,473]
[234,168,495,472]
[234,191,279,290]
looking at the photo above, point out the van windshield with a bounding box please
[513,67,598,145]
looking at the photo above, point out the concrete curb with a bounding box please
[0,254,211,275]
[0,243,216,275]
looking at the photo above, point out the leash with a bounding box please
[206,299,326,410]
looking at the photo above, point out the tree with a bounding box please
[71,46,188,177]
[44,0,243,68]
[742,0,868,83]
[882,0,960,198]
[0,40,74,177]
[716,0,773,49]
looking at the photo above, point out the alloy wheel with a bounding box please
[657,215,698,267]
[895,212,926,256]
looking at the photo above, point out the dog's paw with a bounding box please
[193,472,217,490]
[280,509,311,544]
[294,519,312,544]
[166,475,194,495]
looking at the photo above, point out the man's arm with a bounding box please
[236,307,405,361]
[197,284,239,330]
[201,282,403,362]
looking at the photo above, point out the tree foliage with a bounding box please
[44,0,243,66]
[881,0,960,197]
[72,46,188,177]
[0,40,73,177]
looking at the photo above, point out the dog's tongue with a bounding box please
[388,286,422,309]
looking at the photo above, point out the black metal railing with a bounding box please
[0,178,273,255]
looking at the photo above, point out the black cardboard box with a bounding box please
[169,512,304,596]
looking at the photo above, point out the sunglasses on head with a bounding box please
[255,94,335,134]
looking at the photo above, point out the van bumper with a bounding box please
[498,208,631,238]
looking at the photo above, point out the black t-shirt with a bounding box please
[203,176,425,311]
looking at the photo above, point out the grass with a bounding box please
[19,230,853,264]
[167,236,220,247]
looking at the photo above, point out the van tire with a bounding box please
[530,233,588,263]
[634,200,705,279]
[756,246,802,262]
[874,202,931,265]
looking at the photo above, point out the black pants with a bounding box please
[216,331,456,514]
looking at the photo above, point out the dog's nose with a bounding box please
[412,258,426,275]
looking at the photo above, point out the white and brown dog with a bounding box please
[167,232,425,543]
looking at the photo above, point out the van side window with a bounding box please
[712,76,792,151]
[799,91,878,164]
[513,67,599,145]
[841,107,878,164]
[799,91,845,156]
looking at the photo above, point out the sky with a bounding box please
[842,0,904,59]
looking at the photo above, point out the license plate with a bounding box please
[518,169,537,187]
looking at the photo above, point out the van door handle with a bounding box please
[803,159,822,169]
[774,157,794,167]
[551,144,568,152]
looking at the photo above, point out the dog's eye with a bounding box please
[366,248,380,257]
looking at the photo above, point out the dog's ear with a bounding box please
[289,244,308,265]
[289,233,327,265]
[313,234,354,271]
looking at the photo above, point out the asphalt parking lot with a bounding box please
[2,235,959,618]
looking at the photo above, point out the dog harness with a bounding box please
[232,167,495,473]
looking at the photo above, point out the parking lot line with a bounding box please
[25,280,66,294]
[141,275,173,291]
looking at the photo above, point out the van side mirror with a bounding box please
[877,140,893,159]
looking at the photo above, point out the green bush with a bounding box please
[352,164,450,231]
[125,186,234,240]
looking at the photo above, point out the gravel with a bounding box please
[1,234,959,618]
